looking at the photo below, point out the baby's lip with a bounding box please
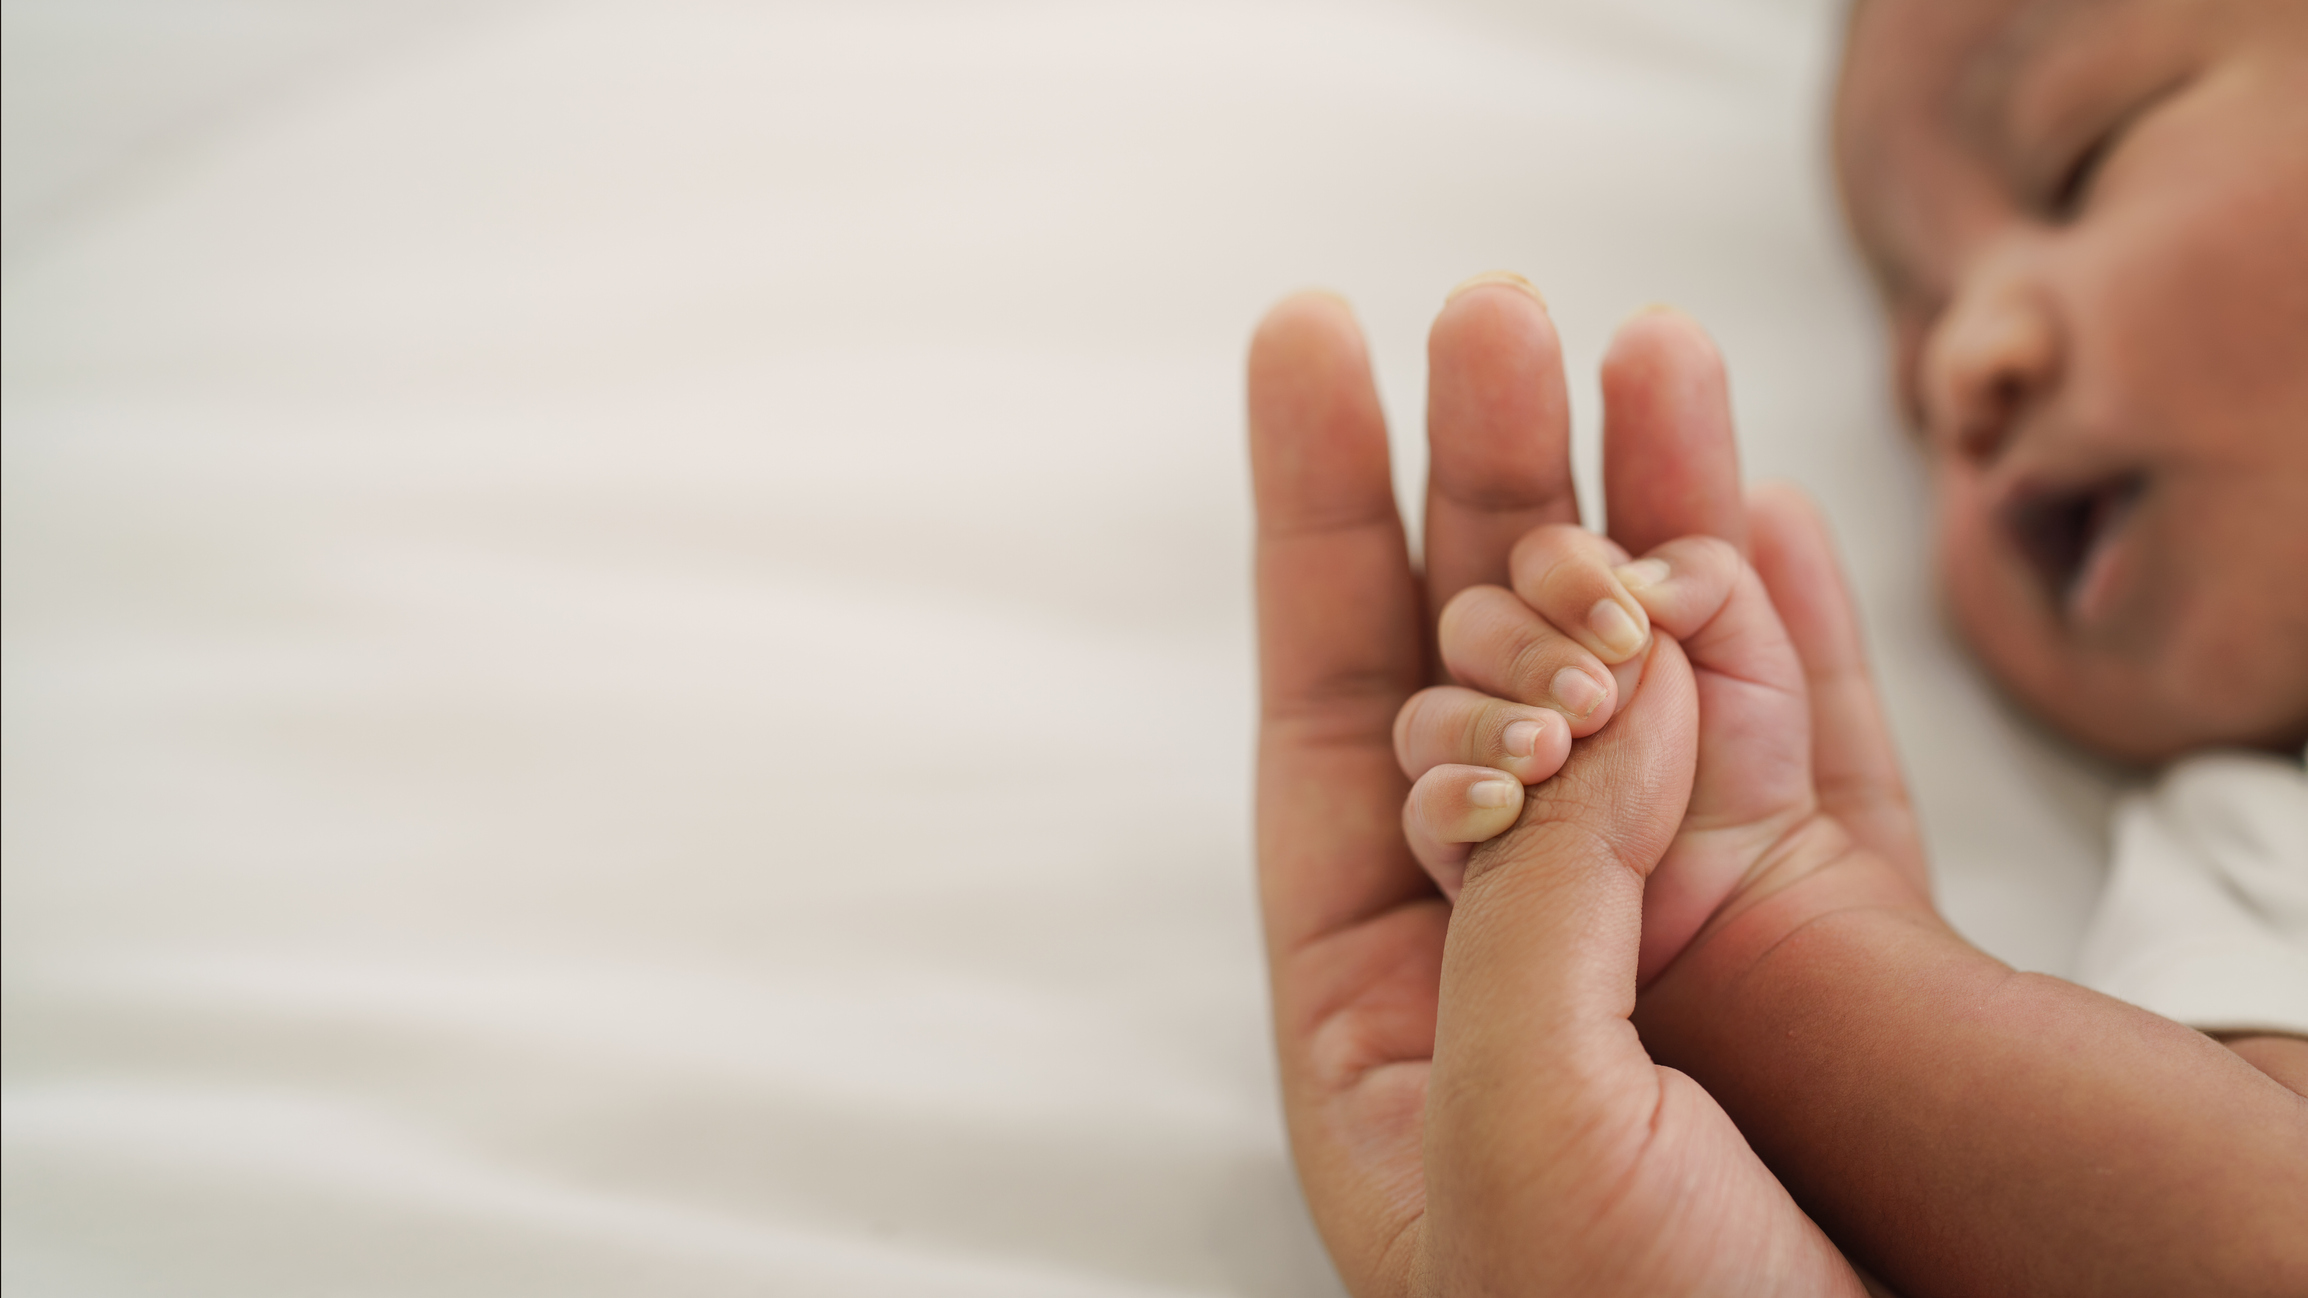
[1998,472,2146,625]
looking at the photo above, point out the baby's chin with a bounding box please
[1997,670,2215,769]
[1949,582,2308,767]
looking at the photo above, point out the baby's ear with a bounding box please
[1468,633,1698,896]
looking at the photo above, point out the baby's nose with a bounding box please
[1921,253,2064,464]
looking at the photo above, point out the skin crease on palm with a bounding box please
[1835,0,2308,764]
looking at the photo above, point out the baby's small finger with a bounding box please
[1394,685,1573,786]
[1612,535,1744,639]
[1403,763,1525,902]
[1507,523,1652,665]
[1438,584,1622,735]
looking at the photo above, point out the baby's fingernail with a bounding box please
[1503,717,1545,757]
[1614,558,1671,592]
[1587,598,1647,660]
[1446,270,1548,311]
[1551,667,1606,718]
[1469,777,1521,809]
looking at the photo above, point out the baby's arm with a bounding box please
[1397,522,2308,1298]
[2220,1032,2308,1093]
[1638,833,2308,1298]
[1635,511,2308,1294]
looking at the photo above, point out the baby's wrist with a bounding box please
[1651,823,1944,1000]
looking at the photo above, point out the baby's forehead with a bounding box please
[1842,0,2105,122]
[1844,0,2198,119]
[1833,0,2151,273]
[1831,0,2007,286]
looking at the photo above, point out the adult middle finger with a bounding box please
[1423,273,1583,642]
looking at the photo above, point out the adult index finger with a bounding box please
[1249,292,1444,1293]
[1249,291,1434,954]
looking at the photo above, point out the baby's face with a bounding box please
[1836,0,2308,762]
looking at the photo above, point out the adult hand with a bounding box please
[1249,283,1864,1295]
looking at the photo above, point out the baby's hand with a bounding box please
[1391,524,1656,898]
[1399,520,1824,984]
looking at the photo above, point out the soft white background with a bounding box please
[3,1,2122,1293]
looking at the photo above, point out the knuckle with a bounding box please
[1437,584,1510,649]
[1509,523,1590,581]
[1530,542,1621,615]
[1504,633,1571,700]
[1396,686,1460,761]
[1391,696,1423,761]
[1667,533,1741,577]
[1411,766,1464,819]
[1464,699,1503,758]
[1398,686,1442,731]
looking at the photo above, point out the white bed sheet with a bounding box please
[2,1,2122,1293]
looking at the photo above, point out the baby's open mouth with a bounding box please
[2001,473,2145,618]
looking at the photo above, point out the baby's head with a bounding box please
[1833,0,2308,763]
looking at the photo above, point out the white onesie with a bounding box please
[2075,746,2308,1037]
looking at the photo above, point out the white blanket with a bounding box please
[2,1,2120,1292]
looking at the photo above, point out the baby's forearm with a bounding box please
[2216,1033,2308,1097]
[1635,853,2308,1298]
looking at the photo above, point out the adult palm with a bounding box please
[1249,284,1867,1296]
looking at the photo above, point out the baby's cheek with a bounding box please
[2148,494,2308,748]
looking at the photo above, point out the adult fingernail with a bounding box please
[1503,717,1545,757]
[1551,667,1606,718]
[1447,270,1548,311]
[1615,558,1671,592]
[1587,598,1647,661]
[1469,777,1521,809]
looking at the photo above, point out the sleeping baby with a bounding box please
[1244,0,2307,1292]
